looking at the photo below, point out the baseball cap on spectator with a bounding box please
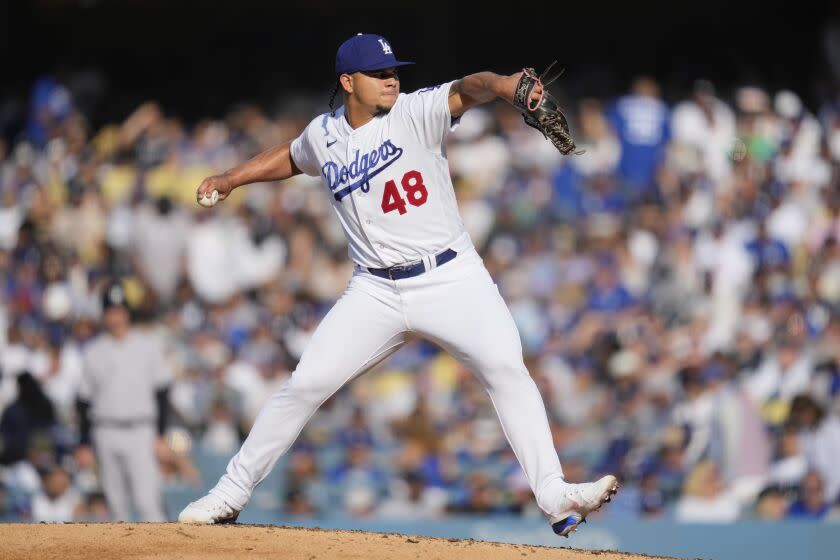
[609,349,641,379]
[570,355,596,375]
[42,283,73,321]
[775,90,803,120]
[102,281,128,310]
[700,362,726,384]
[335,33,414,75]
[770,287,797,305]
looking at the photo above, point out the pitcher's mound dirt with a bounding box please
[0,523,674,560]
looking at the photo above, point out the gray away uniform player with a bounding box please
[76,281,172,521]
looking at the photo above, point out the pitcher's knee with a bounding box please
[286,373,340,406]
[480,357,532,391]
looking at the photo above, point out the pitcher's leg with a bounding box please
[211,278,406,510]
[406,259,567,516]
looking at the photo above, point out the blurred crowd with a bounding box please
[2,73,840,524]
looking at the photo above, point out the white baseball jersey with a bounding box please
[290,81,471,269]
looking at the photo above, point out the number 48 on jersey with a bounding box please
[381,170,428,215]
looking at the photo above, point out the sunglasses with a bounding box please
[361,69,399,80]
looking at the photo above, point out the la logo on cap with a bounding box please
[109,285,124,305]
[335,33,414,75]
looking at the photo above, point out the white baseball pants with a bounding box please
[210,246,569,517]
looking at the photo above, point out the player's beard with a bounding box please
[374,105,392,117]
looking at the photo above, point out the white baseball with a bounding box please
[198,190,219,208]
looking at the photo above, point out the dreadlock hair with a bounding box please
[328,79,341,116]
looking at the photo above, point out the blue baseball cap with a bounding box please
[335,33,414,75]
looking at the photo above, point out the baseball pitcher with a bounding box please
[179,33,616,537]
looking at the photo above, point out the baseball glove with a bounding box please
[513,61,584,156]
